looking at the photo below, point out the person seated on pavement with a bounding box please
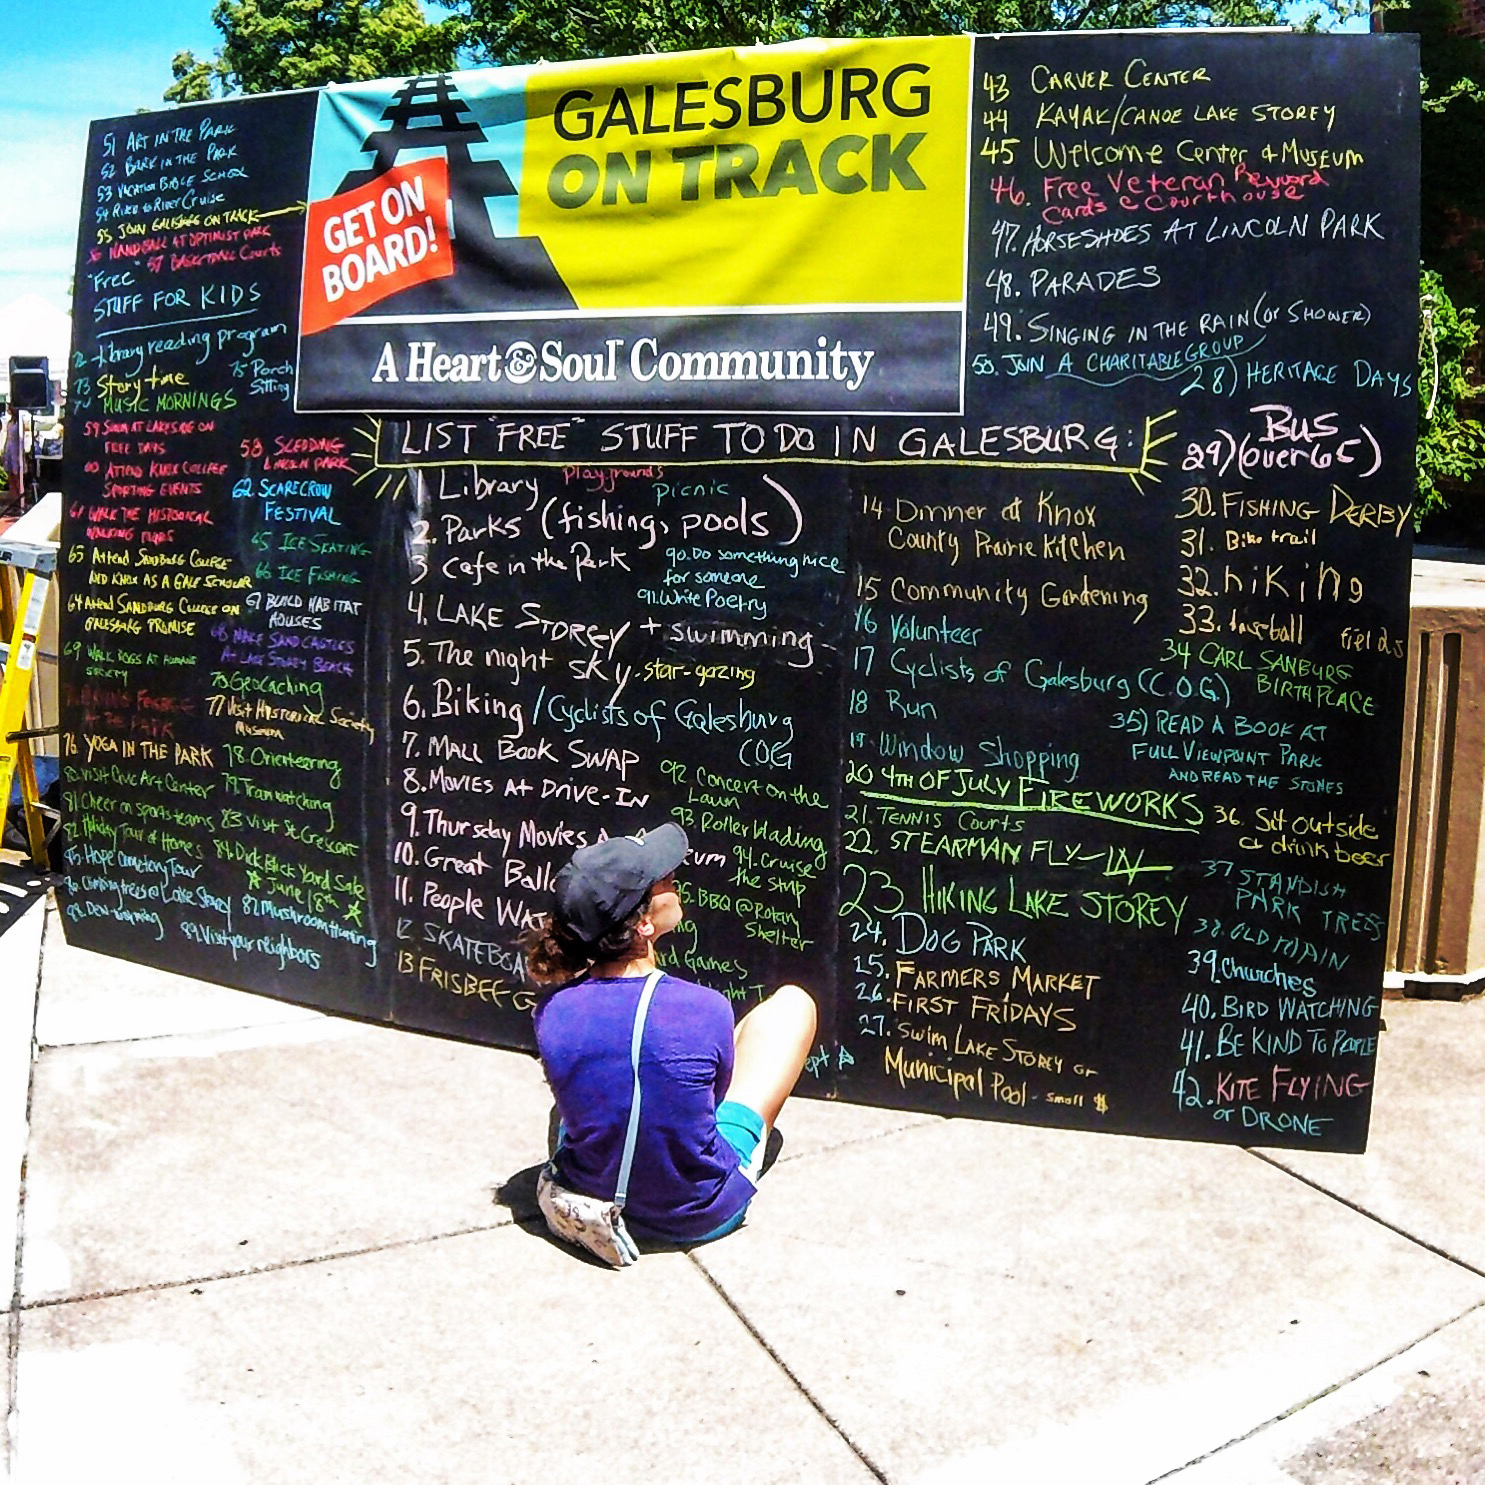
[521,821,816,1252]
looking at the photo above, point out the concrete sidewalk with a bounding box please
[4,893,1484,1484]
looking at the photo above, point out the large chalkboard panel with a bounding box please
[60,31,1418,1151]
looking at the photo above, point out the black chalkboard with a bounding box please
[60,32,1419,1151]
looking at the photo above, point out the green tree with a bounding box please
[165,0,464,102]
[1388,0,1485,313]
[455,0,1308,69]
[1418,267,1485,521]
[1382,0,1485,526]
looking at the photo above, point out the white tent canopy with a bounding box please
[0,294,72,398]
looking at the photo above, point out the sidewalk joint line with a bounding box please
[6,897,46,1470]
[1242,1146,1485,1280]
[771,1115,947,1171]
[1150,1295,1485,1480]
[33,1017,342,1055]
[689,1255,891,1484]
[16,1216,520,1312]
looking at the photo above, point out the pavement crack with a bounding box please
[15,1216,520,1312]
[1152,1296,1485,1480]
[5,898,45,1474]
[689,1254,891,1483]
[779,1127,941,1166]
[1243,1146,1485,1279]
[33,1020,332,1054]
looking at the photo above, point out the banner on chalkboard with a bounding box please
[295,37,971,414]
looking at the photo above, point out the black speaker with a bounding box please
[8,357,52,412]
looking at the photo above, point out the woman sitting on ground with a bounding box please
[522,822,817,1257]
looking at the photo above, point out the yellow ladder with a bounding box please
[0,535,57,869]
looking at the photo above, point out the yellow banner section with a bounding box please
[519,36,971,311]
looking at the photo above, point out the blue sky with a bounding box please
[1,0,222,316]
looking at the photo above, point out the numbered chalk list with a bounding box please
[60,31,1418,1150]
[383,435,850,1044]
[60,92,391,1018]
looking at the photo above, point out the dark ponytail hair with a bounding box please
[520,890,651,988]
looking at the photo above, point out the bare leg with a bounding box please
[724,984,818,1131]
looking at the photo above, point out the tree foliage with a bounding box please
[456,0,1294,69]
[1418,266,1485,519]
[1388,0,1485,312]
[1382,0,1485,520]
[165,0,463,102]
[165,0,1320,96]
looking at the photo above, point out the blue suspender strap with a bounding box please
[614,968,662,1209]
